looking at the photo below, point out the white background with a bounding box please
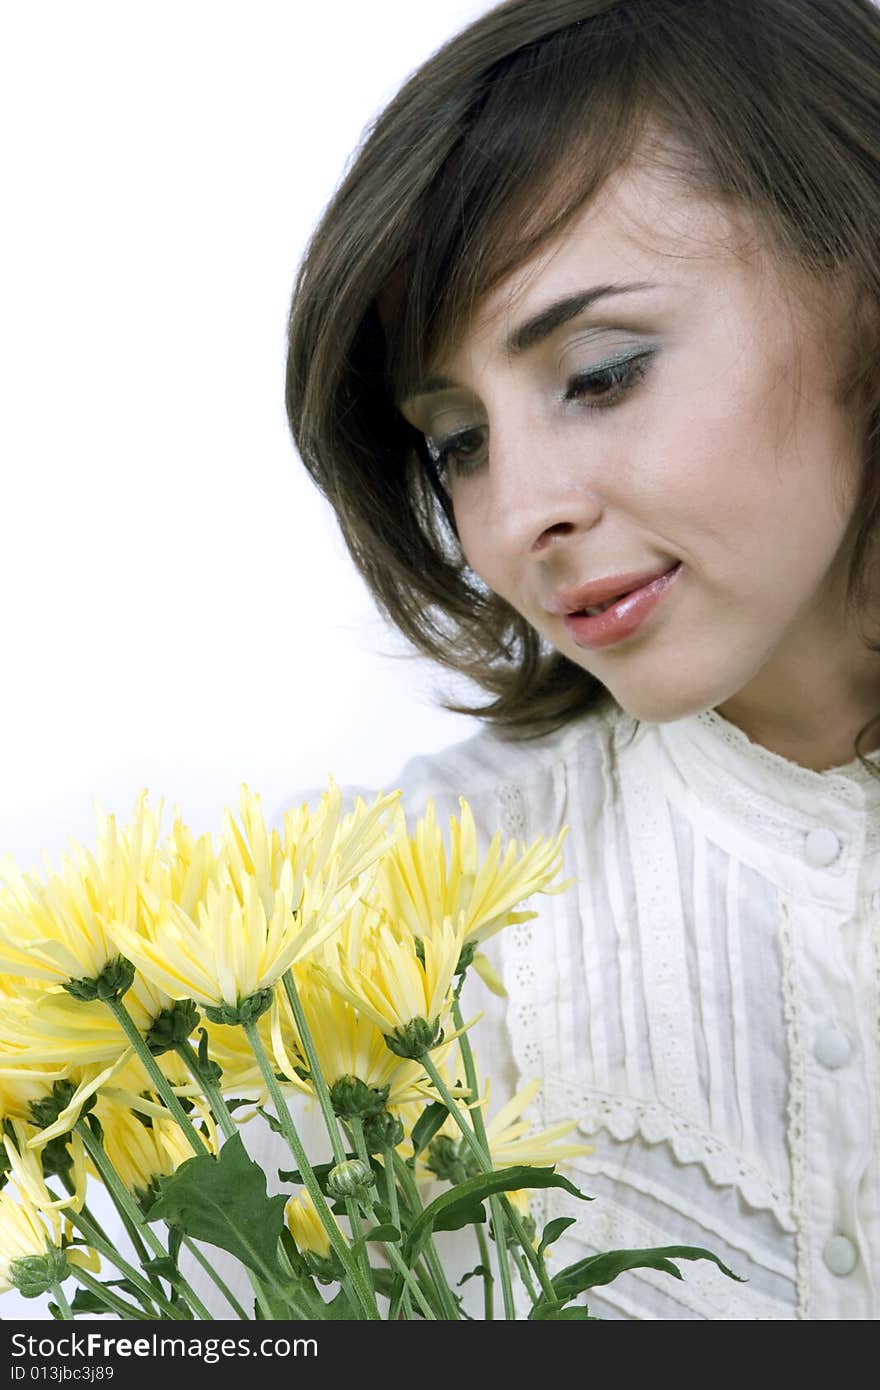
[0,0,496,1319]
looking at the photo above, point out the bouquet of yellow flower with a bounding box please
[0,784,740,1321]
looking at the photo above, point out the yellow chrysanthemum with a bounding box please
[373,799,570,995]
[424,1073,592,1171]
[0,979,155,1068]
[0,1058,74,1127]
[93,1095,218,1200]
[316,913,466,1053]
[271,960,445,1109]
[0,984,194,1145]
[0,1185,99,1295]
[3,1118,87,1210]
[285,1187,342,1261]
[0,791,165,988]
[36,1061,138,1147]
[483,1078,593,1169]
[152,810,218,921]
[108,860,350,1015]
[0,1187,63,1294]
[219,783,400,926]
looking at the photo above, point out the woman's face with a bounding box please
[400,161,865,727]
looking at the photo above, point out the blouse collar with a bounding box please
[607,703,880,902]
[661,706,880,810]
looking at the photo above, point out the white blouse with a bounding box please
[321,696,880,1321]
[197,697,880,1321]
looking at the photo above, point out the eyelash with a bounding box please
[426,349,654,481]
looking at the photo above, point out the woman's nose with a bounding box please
[482,420,604,558]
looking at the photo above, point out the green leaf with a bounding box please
[457,1264,492,1287]
[550,1244,746,1302]
[410,1101,449,1157]
[350,1224,401,1260]
[434,1196,487,1232]
[141,1255,178,1282]
[167,1224,183,1264]
[69,1286,126,1315]
[529,1302,597,1320]
[148,1132,287,1282]
[405,1165,589,1265]
[538,1216,577,1256]
[256,1105,284,1136]
[323,1287,360,1319]
[370,1267,397,1300]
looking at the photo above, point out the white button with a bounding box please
[814,1026,852,1069]
[822,1235,858,1276]
[803,827,842,867]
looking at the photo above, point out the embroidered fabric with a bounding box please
[662,709,880,865]
[545,1184,792,1320]
[565,1084,793,1227]
[778,895,810,1320]
[498,776,795,1234]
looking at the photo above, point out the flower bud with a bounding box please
[425,1134,466,1183]
[329,1075,389,1120]
[327,1158,373,1200]
[146,999,200,1055]
[384,1016,443,1060]
[9,1249,69,1298]
[361,1110,405,1154]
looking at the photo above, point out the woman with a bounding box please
[276,0,880,1318]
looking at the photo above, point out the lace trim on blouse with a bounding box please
[498,774,796,1231]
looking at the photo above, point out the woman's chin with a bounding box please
[605,671,752,727]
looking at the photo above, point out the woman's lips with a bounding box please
[562,562,682,649]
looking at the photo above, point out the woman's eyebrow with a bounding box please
[507,281,659,355]
[400,281,659,408]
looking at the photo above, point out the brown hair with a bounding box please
[285,0,880,750]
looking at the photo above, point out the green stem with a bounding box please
[172,1036,284,1319]
[103,997,207,1155]
[180,1237,249,1320]
[242,1018,380,1320]
[168,1045,278,1312]
[64,1207,185,1319]
[87,1175,152,1272]
[75,1118,214,1317]
[381,1147,412,1320]
[280,970,348,1165]
[70,1266,152,1319]
[347,1117,436,1321]
[510,1242,539,1304]
[279,972,401,1303]
[420,1051,517,1319]
[75,1121,169,1268]
[56,1177,159,1318]
[49,1281,73,1319]
[173,1038,238,1141]
[450,998,558,1305]
[390,1152,461,1320]
[475,1224,495,1320]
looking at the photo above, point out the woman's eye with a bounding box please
[564,350,653,409]
[422,350,653,487]
[425,425,487,481]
